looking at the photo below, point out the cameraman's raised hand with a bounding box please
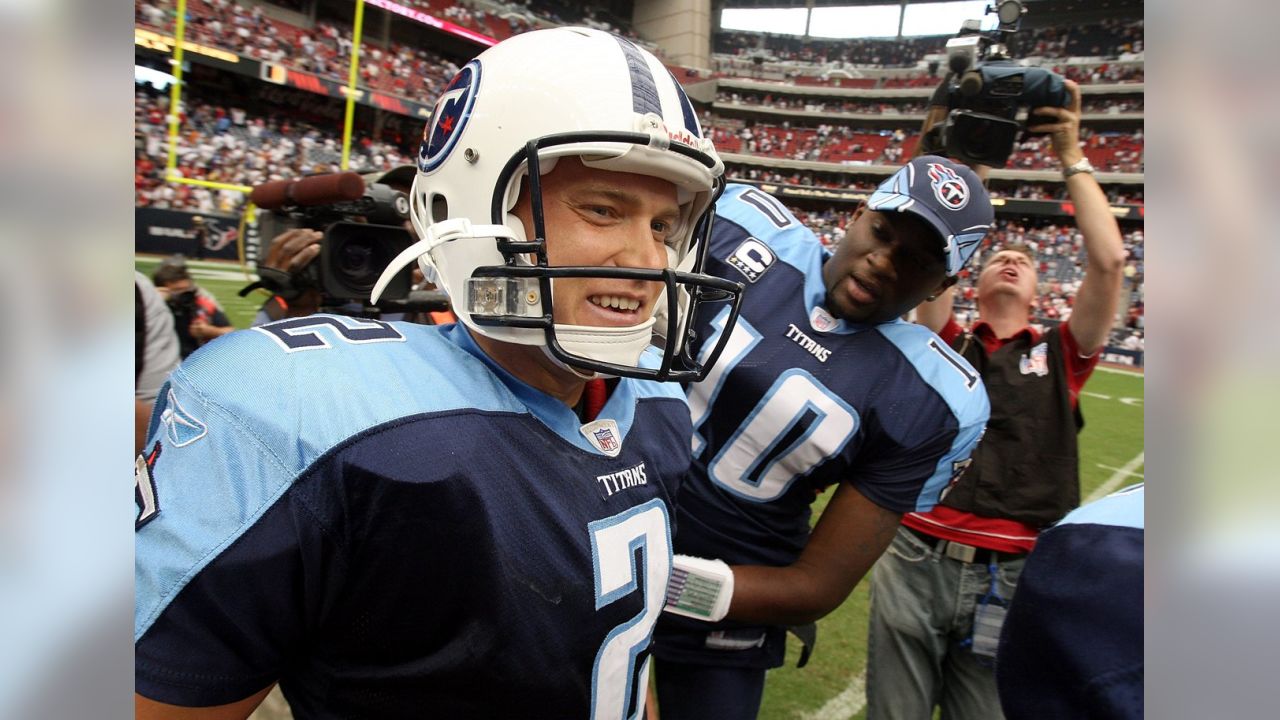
[263,228,323,274]
[1027,78,1084,166]
[259,228,324,318]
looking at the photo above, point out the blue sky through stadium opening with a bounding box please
[721,1,997,39]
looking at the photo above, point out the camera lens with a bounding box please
[338,240,374,274]
[335,238,386,292]
[962,122,994,158]
[322,222,415,300]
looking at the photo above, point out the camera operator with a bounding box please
[152,256,235,359]
[249,165,455,326]
[864,74,1127,720]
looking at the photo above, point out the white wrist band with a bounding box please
[1063,157,1095,178]
[664,554,735,622]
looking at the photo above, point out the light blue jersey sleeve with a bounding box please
[135,317,521,641]
[876,321,990,511]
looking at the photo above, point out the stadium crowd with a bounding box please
[704,117,1143,173]
[134,0,652,98]
[136,0,1144,97]
[133,1,1145,348]
[136,0,467,100]
[718,92,930,115]
[714,61,1143,88]
[717,90,1142,116]
[712,18,1143,67]
[134,89,415,212]
[133,86,1143,216]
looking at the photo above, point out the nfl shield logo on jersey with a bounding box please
[581,419,623,457]
[809,305,839,333]
[593,428,619,452]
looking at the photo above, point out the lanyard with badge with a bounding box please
[963,559,1008,662]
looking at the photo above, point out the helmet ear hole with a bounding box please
[430,193,450,223]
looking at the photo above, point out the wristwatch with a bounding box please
[1063,157,1095,178]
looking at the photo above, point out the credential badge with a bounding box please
[1019,342,1050,377]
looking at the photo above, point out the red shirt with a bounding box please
[901,318,1100,553]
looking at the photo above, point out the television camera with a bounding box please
[920,0,1070,168]
[239,171,448,318]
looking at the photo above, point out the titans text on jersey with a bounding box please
[134,318,689,719]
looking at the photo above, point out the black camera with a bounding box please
[243,172,447,317]
[920,0,1069,168]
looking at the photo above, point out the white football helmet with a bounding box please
[371,27,743,382]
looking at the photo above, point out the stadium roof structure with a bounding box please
[716,0,1142,36]
[719,0,1142,10]
[721,0,966,7]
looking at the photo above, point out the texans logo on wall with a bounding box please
[419,59,481,174]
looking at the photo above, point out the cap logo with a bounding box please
[420,60,480,175]
[927,162,969,211]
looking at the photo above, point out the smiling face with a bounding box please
[977,247,1038,311]
[822,205,951,324]
[511,157,680,329]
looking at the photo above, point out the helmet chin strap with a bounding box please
[371,214,517,305]
[541,346,601,381]
[546,317,658,380]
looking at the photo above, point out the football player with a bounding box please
[652,157,993,719]
[134,27,741,719]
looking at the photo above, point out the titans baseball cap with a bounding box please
[866,155,994,276]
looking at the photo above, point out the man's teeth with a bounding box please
[590,295,640,311]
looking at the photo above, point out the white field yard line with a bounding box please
[1096,365,1144,378]
[137,257,257,283]
[1087,451,1145,503]
[799,671,866,720]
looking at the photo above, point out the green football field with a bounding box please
[136,255,1144,720]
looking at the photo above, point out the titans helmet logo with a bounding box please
[420,59,481,174]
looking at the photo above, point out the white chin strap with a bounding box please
[546,316,658,379]
[370,217,517,305]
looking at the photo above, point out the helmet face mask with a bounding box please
[372,27,743,382]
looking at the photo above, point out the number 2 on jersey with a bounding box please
[588,500,672,720]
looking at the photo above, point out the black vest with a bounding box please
[940,325,1083,528]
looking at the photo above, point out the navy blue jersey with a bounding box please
[135,317,688,719]
[997,485,1144,720]
[675,184,989,569]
